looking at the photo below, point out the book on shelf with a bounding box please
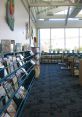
[0,96,5,110]
[14,82,19,91]
[30,50,34,56]
[9,61,14,73]
[0,95,9,110]
[0,85,6,97]
[11,40,15,52]
[7,100,17,117]
[3,57,14,74]
[17,54,24,60]
[7,55,13,59]
[18,54,25,64]
[21,68,28,76]
[16,68,27,82]
[15,43,22,52]
[12,57,18,70]
[1,113,11,117]
[7,56,14,73]
[3,81,15,98]
[10,75,19,91]
[30,60,35,65]
[0,85,9,110]
[16,57,23,66]
[2,59,10,75]
[0,66,5,79]
[15,86,26,99]
[0,61,8,78]
[16,69,23,81]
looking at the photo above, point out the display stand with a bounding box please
[0,51,38,117]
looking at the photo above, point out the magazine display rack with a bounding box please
[0,51,37,117]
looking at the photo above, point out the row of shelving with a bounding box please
[40,52,82,64]
[61,54,82,86]
[40,54,62,63]
[40,52,82,86]
[0,51,38,117]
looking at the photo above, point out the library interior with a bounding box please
[1,0,82,117]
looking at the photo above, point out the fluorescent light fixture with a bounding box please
[38,19,44,21]
[49,19,65,21]
[43,0,64,1]
[55,9,68,15]
[68,18,79,20]
[42,0,49,1]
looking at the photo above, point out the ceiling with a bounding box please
[23,0,82,28]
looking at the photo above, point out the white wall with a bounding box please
[0,0,36,45]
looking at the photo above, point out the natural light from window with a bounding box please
[40,28,82,52]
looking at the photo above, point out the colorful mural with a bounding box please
[6,0,14,31]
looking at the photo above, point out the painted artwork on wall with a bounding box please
[6,0,15,31]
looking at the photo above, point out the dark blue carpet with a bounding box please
[22,64,82,117]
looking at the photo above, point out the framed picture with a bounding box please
[1,40,11,53]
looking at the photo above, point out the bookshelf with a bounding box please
[0,51,37,117]
[40,53,62,63]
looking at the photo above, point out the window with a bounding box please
[40,29,50,52]
[65,28,79,50]
[40,28,80,52]
[51,29,64,50]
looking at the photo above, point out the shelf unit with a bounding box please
[0,51,36,117]
[40,53,62,63]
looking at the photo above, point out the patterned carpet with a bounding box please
[22,63,82,117]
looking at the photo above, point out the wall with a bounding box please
[0,0,36,45]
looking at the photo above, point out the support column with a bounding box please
[79,28,80,51]
[36,28,39,47]
[28,6,31,45]
[50,28,51,52]
[38,29,40,51]
[64,28,66,50]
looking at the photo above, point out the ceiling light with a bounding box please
[42,0,50,1]
[38,19,44,21]
[68,18,79,20]
[49,19,65,21]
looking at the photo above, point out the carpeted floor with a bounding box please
[22,63,82,117]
